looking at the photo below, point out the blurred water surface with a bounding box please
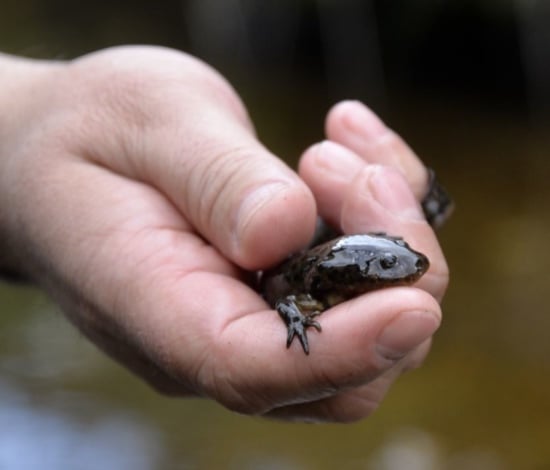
[1,1,550,469]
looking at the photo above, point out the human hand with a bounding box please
[0,47,447,422]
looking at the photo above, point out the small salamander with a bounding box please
[260,168,452,354]
[261,234,429,354]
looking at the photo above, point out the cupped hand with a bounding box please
[0,48,447,422]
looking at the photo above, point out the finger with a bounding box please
[265,342,433,423]
[267,364,405,423]
[298,140,366,228]
[65,48,317,270]
[196,287,440,415]
[341,165,449,301]
[140,111,316,270]
[325,100,429,199]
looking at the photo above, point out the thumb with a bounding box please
[68,47,317,269]
[144,109,316,270]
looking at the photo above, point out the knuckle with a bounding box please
[183,144,260,237]
[210,380,271,417]
[75,68,162,131]
[199,352,273,416]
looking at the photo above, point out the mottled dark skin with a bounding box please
[261,234,430,354]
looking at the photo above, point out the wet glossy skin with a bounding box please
[261,234,430,354]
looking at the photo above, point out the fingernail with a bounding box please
[368,167,424,221]
[313,141,363,179]
[376,310,440,361]
[235,180,290,244]
[342,102,389,140]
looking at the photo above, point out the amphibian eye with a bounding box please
[380,253,397,269]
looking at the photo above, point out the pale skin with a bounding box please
[0,45,448,423]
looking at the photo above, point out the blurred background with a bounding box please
[2,0,550,468]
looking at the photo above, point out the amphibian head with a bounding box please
[306,234,429,302]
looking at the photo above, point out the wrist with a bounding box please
[0,53,62,136]
[0,53,62,283]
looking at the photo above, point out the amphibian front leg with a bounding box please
[275,294,323,355]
